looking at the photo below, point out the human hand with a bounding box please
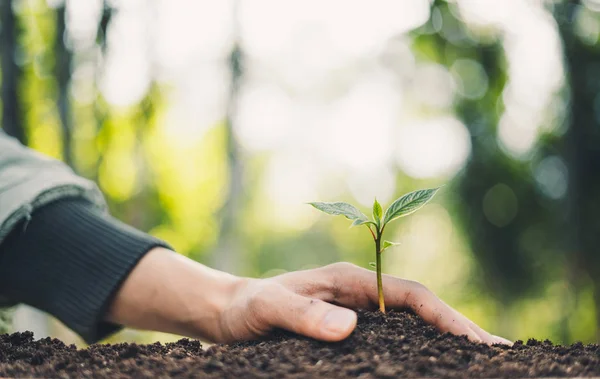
[215,262,510,345]
[107,250,509,345]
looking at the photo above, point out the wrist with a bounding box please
[106,247,244,341]
[182,259,245,341]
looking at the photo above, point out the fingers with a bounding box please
[287,263,504,345]
[381,276,512,345]
[250,283,357,342]
[446,304,499,344]
[493,335,513,345]
[448,307,493,344]
[447,306,511,345]
[277,263,508,345]
[389,281,483,343]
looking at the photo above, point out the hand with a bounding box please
[107,249,510,345]
[215,262,510,345]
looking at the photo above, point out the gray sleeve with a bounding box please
[0,131,107,245]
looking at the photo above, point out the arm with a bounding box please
[0,196,507,345]
[108,247,510,345]
[0,133,507,345]
[0,199,170,343]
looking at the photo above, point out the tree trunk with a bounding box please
[213,41,245,274]
[55,4,73,166]
[0,0,25,144]
[96,1,112,51]
[212,0,245,274]
[92,1,112,182]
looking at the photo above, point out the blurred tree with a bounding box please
[212,1,246,275]
[96,1,112,52]
[92,1,112,182]
[555,1,600,341]
[413,1,563,337]
[0,0,25,144]
[54,3,72,166]
[412,0,600,342]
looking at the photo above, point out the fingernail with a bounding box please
[322,309,356,335]
[492,335,513,346]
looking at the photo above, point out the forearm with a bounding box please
[0,199,171,343]
[105,247,243,341]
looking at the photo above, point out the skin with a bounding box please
[106,247,511,345]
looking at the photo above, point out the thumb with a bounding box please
[264,286,357,341]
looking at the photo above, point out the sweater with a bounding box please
[0,131,170,343]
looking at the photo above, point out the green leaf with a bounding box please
[372,198,382,226]
[382,187,441,225]
[309,202,368,222]
[369,262,377,269]
[382,240,400,251]
[350,218,375,228]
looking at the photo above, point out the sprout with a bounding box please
[309,187,441,313]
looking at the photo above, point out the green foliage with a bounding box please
[382,240,400,252]
[351,218,375,228]
[372,198,382,227]
[383,188,441,225]
[308,202,368,223]
[310,187,441,313]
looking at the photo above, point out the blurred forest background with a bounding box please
[2,0,600,346]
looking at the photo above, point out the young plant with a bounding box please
[309,187,440,313]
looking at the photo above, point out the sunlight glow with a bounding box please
[262,153,321,230]
[411,63,455,109]
[240,0,429,61]
[348,166,396,206]
[320,74,398,172]
[235,83,294,152]
[497,104,539,158]
[65,0,102,50]
[395,117,472,179]
[387,204,469,299]
[154,0,233,71]
[100,2,151,107]
[162,66,230,146]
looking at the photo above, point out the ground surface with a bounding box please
[0,310,598,378]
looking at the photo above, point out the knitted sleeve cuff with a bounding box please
[0,198,171,344]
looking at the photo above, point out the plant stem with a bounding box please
[367,225,376,240]
[375,237,385,313]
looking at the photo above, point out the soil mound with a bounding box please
[0,310,598,378]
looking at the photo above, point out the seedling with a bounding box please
[309,187,440,313]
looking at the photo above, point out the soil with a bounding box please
[0,310,598,378]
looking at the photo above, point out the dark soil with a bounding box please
[0,310,598,378]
